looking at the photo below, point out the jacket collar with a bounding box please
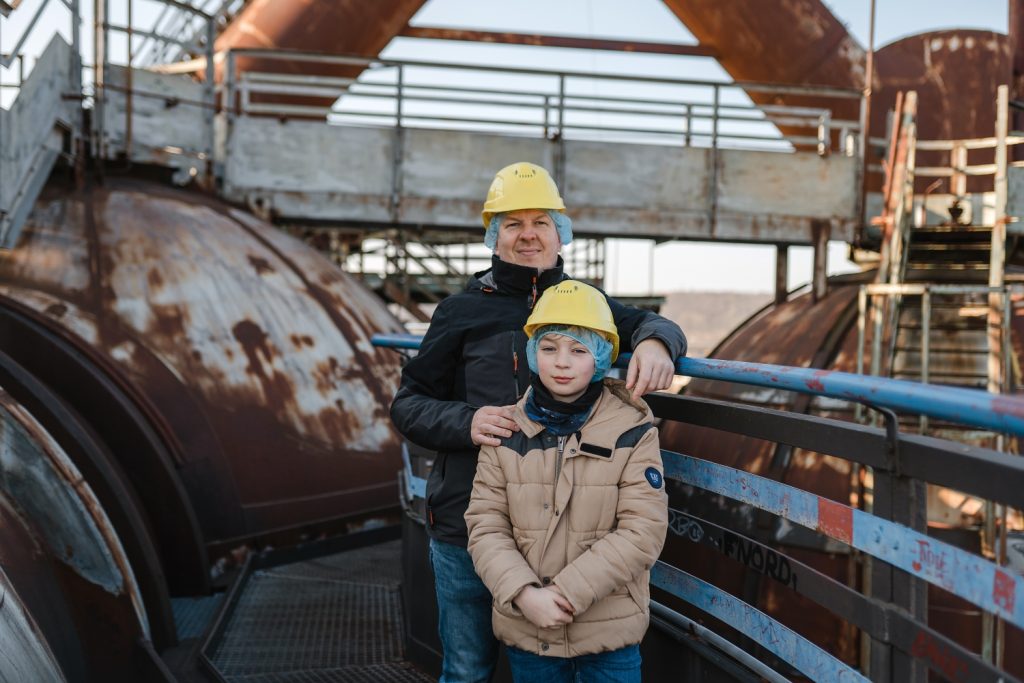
[514,385,611,439]
[476,255,565,296]
[513,381,653,441]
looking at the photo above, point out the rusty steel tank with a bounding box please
[0,176,405,678]
[658,271,1024,677]
[214,0,427,114]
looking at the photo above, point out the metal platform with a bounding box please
[198,539,433,683]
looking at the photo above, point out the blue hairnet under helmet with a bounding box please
[484,210,573,251]
[526,324,613,382]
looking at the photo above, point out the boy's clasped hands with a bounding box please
[514,584,575,629]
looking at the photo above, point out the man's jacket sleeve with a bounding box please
[389,301,477,452]
[607,296,687,360]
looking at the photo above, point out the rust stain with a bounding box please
[247,255,275,276]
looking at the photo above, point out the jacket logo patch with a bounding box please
[645,467,663,489]
[580,442,612,458]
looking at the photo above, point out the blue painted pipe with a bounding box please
[371,333,1024,437]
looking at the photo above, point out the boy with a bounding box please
[465,280,669,683]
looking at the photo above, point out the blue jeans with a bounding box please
[505,644,641,683]
[429,538,499,683]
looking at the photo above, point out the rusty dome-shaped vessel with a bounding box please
[0,177,405,678]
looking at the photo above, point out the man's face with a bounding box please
[494,209,560,270]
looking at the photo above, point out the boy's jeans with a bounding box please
[505,644,641,683]
[429,538,499,683]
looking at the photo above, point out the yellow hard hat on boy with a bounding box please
[524,280,619,362]
[481,162,566,228]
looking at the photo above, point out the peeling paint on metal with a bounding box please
[0,389,149,635]
[663,450,1024,628]
[651,562,869,682]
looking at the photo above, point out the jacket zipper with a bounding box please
[529,275,538,309]
[512,332,520,399]
[558,433,570,655]
[555,435,567,483]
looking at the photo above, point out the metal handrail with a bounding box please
[370,333,1024,436]
[375,332,1024,681]
[223,46,859,155]
[226,47,862,99]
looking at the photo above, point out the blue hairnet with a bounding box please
[526,324,613,381]
[484,210,573,251]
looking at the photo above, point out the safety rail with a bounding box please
[222,48,862,155]
[373,333,1024,683]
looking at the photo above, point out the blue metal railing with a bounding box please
[372,333,1024,436]
[374,332,1024,683]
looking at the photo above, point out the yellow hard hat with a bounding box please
[481,162,566,228]
[524,280,619,361]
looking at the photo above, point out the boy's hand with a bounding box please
[471,405,520,446]
[513,586,574,628]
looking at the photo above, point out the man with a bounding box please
[390,161,686,683]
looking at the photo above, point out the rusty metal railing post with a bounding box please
[555,74,566,190]
[919,287,930,433]
[94,0,110,166]
[684,103,692,146]
[855,285,867,422]
[204,10,215,185]
[542,94,550,139]
[817,109,831,156]
[389,64,405,224]
[708,84,720,235]
[870,406,928,682]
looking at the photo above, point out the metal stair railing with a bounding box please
[0,0,82,247]
[856,84,1021,666]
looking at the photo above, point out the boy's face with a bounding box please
[495,209,560,270]
[535,333,595,402]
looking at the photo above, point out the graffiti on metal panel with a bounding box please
[909,630,968,683]
[722,531,798,590]
[668,509,704,542]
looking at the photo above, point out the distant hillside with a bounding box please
[659,291,772,358]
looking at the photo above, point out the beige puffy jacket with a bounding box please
[465,380,668,658]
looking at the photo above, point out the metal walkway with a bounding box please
[200,540,433,683]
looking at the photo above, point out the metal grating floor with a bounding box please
[172,594,226,640]
[211,540,433,682]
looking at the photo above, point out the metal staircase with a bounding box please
[857,85,1020,666]
[0,34,78,248]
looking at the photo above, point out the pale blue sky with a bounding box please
[1,0,1010,293]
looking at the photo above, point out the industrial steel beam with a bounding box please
[0,0,21,18]
[398,26,717,58]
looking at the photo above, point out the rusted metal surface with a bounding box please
[0,389,147,626]
[874,31,1011,193]
[661,0,864,146]
[0,178,406,551]
[214,0,427,113]
[0,391,146,681]
[663,1,1010,190]
[398,26,717,57]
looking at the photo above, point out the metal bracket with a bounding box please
[875,405,902,476]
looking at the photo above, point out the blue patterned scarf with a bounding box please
[524,373,602,436]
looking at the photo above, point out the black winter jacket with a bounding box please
[390,255,686,546]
